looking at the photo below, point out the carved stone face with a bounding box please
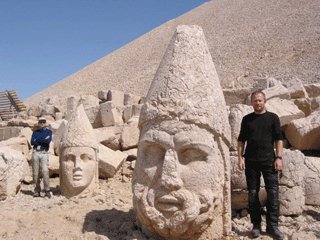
[133,121,224,239]
[60,147,96,193]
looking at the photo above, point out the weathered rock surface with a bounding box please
[285,110,320,150]
[304,156,320,206]
[0,147,28,200]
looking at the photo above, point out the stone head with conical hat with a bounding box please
[59,104,98,198]
[132,25,231,240]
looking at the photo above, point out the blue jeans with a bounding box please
[32,150,50,192]
[245,160,280,229]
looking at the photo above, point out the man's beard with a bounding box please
[133,184,218,239]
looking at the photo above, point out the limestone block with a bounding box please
[19,127,33,148]
[123,148,137,161]
[100,102,123,127]
[84,106,102,128]
[107,90,124,107]
[263,84,291,101]
[55,112,64,120]
[311,96,320,112]
[7,118,37,128]
[0,147,28,200]
[97,90,108,101]
[279,186,305,215]
[48,154,59,177]
[294,98,312,116]
[124,93,141,105]
[229,104,252,150]
[0,127,22,141]
[122,105,133,123]
[120,124,139,150]
[98,144,127,178]
[279,149,305,215]
[304,83,320,98]
[50,119,68,156]
[223,88,252,106]
[94,126,121,145]
[304,157,320,205]
[231,189,267,210]
[284,77,308,99]
[285,110,320,150]
[266,98,305,126]
[0,137,30,156]
[132,104,143,117]
[79,95,100,108]
[230,155,247,190]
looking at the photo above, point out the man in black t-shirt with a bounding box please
[237,90,284,240]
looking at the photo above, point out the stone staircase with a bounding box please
[0,90,26,121]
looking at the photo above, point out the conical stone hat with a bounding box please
[139,25,230,144]
[61,104,98,150]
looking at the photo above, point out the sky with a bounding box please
[0,0,208,100]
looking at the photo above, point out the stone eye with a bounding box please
[141,143,165,168]
[178,148,208,165]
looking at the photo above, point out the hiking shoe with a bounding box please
[266,227,284,240]
[33,191,40,197]
[44,191,52,199]
[251,227,261,238]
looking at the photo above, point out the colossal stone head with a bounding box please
[60,104,98,198]
[132,25,231,239]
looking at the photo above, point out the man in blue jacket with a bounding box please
[31,116,52,198]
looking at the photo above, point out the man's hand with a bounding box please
[275,158,283,171]
[238,157,245,171]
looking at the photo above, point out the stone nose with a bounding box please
[74,156,83,169]
[160,149,183,190]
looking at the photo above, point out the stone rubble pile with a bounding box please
[0,80,319,237]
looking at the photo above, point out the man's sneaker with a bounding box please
[251,227,261,238]
[266,227,284,240]
[33,191,40,197]
[44,191,52,199]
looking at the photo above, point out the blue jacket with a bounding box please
[31,127,52,151]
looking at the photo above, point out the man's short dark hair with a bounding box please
[250,90,266,101]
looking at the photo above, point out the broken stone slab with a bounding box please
[304,83,320,98]
[304,156,320,206]
[279,149,305,215]
[48,154,59,177]
[97,90,108,101]
[124,93,141,105]
[285,110,320,150]
[0,136,30,156]
[229,104,253,150]
[266,98,305,126]
[50,119,68,156]
[284,77,308,99]
[0,146,28,200]
[0,127,22,141]
[100,101,123,127]
[107,90,125,107]
[223,88,252,106]
[84,106,102,128]
[120,124,139,150]
[122,105,133,123]
[123,148,137,161]
[294,98,312,116]
[98,144,127,178]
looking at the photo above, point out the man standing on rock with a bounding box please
[31,116,52,198]
[237,90,284,240]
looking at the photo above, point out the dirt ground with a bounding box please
[1,170,319,240]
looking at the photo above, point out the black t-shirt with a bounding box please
[238,111,283,162]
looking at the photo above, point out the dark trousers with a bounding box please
[245,160,280,229]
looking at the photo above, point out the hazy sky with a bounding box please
[0,1,208,100]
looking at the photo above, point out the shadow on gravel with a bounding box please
[83,208,141,239]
